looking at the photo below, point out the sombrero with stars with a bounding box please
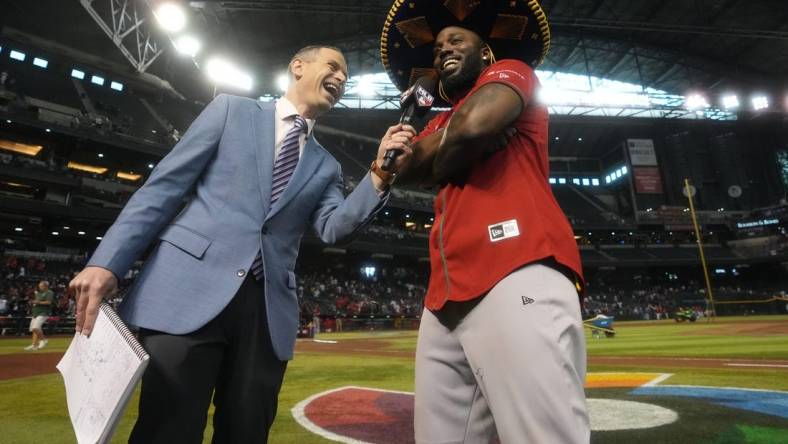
[380,0,550,105]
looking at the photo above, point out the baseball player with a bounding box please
[381,1,588,442]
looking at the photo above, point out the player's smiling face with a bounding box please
[433,26,489,100]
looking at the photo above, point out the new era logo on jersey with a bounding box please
[488,219,520,242]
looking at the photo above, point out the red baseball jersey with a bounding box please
[417,59,584,311]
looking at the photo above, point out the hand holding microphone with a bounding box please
[381,75,436,171]
[373,124,417,186]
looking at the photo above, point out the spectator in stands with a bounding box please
[25,280,54,350]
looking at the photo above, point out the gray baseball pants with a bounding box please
[415,263,589,443]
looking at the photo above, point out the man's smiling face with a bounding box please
[433,26,488,100]
[290,48,348,118]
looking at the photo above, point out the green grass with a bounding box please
[0,353,414,444]
[1,315,787,443]
[584,317,788,359]
[0,336,72,355]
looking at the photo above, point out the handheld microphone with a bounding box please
[381,75,436,171]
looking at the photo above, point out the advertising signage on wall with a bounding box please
[627,139,658,166]
[633,167,664,194]
[736,219,780,229]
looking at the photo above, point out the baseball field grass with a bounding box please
[0,315,786,443]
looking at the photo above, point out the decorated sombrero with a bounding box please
[381,0,550,103]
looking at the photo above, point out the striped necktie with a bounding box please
[251,115,307,281]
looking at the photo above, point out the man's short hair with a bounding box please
[289,45,343,74]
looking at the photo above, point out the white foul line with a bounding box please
[642,373,674,387]
[723,363,788,368]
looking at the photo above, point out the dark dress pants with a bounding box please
[128,274,288,444]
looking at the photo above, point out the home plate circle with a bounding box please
[588,398,678,431]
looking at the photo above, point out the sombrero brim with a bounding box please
[381,0,550,101]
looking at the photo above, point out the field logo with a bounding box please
[293,373,788,444]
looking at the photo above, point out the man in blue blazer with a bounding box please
[68,45,415,443]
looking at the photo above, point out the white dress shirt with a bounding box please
[274,97,316,161]
[272,97,386,195]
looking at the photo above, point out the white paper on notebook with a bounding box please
[56,303,149,444]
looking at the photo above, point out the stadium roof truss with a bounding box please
[11,0,782,120]
[331,70,734,120]
[316,29,741,120]
[79,0,164,73]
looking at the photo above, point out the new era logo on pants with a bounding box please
[521,296,534,306]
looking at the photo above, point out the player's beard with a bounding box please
[440,54,486,101]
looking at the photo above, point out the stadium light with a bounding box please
[722,94,739,110]
[276,73,289,93]
[582,178,590,186]
[98,153,104,158]
[148,163,155,169]
[110,81,124,91]
[356,74,377,97]
[592,178,600,186]
[67,161,107,174]
[205,58,253,91]
[621,166,628,175]
[96,236,103,240]
[14,227,22,232]
[174,35,201,57]
[33,57,48,68]
[52,231,59,236]
[0,139,42,156]
[558,178,566,184]
[117,172,142,181]
[548,178,556,184]
[154,3,187,32]
[45,129,51,133]
[9,50,25,61]
[752,95,769,111]
[572,178,580,185]
[91,75,105,86]
[78,231,86,235]
[71,69,85,79]
[685,93,709,110]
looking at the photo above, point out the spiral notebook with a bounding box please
[56,303,149,444]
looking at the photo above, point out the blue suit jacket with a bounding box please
[88,94,387,360]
